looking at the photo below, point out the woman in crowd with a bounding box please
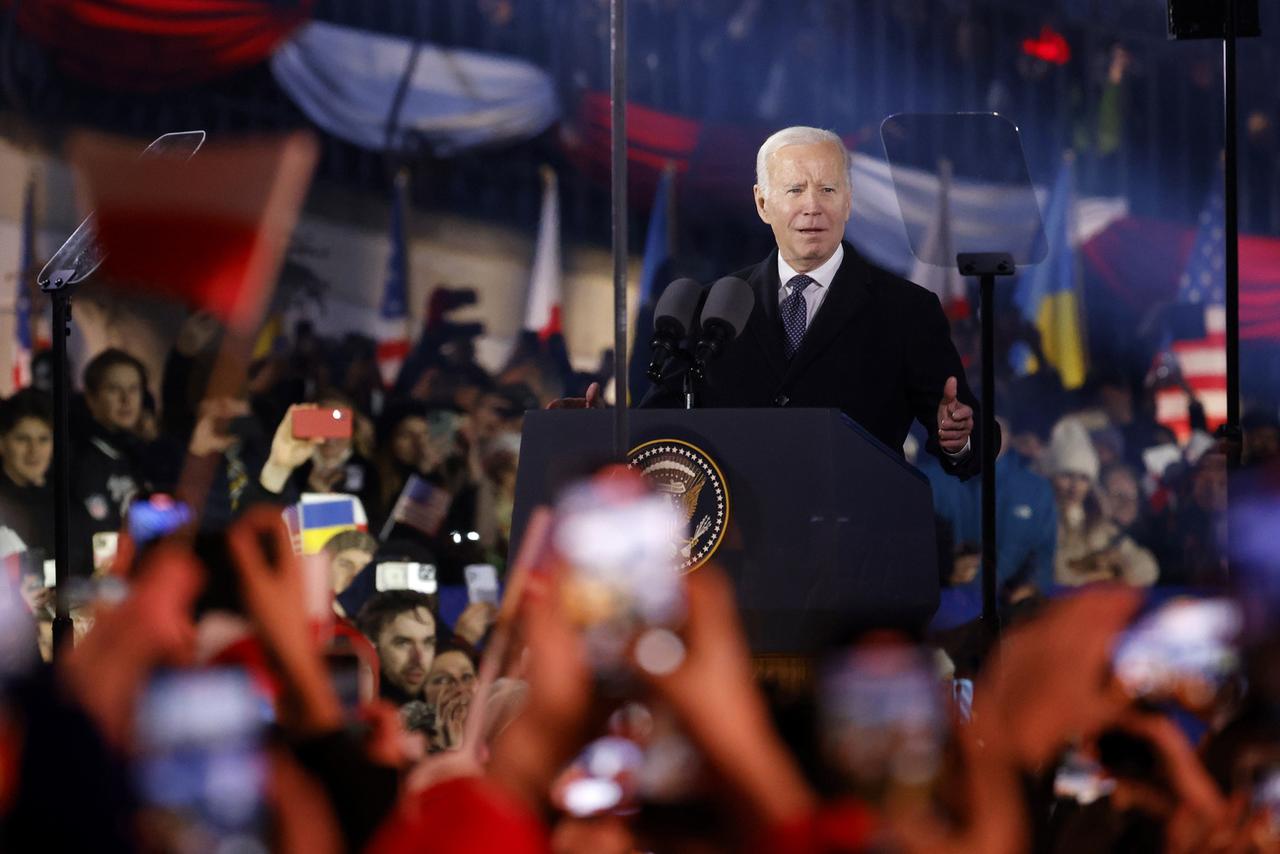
[1044,419,1159,587]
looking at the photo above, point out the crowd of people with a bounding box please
[0,294,1278,853]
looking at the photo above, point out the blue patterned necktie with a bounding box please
[781,274,813,359]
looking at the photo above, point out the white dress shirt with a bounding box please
[776,243,844,327]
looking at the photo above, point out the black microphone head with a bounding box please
[653,278,703,339]
[699,277,754,340]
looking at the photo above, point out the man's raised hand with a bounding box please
[937,376,974,454]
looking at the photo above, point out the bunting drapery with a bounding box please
[6,0,312,91]
[270,21,559,155]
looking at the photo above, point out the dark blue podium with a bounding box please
[510,409,939,654]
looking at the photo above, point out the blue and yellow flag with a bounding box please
[1012,155,1087,389]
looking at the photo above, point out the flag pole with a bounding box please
[610,0,629,459]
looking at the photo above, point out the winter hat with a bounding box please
[1043,418,1101,482]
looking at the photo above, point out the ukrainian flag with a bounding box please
[284,493,369,555]
[1013,154,1087,389]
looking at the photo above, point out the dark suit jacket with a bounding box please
[641,241,995,479]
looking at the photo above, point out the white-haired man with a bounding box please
[643,125,991,478]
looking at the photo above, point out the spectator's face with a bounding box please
[0,416,53,487]
[754,142,852,273]
[1192,454,1228,513]
[1052,472,1092,510]
[425,650,477,707]
[390,417,431,469]
[330,548,373,593]
[87,364,144,433]
[375,607,437,696]
[1102,470,1141,528]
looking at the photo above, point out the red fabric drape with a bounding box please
[6,0,313,91]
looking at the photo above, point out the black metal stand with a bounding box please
[46,278,76,660]
[609,0,629,457]
[1222,0,1242,452]
[957,252,1015,642]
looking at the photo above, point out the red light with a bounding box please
[1021,25,1071,66]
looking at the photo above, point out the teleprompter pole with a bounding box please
[50,284,73,659]
[958,253,1016,642]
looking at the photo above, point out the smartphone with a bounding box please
[375,561,437,594]
[464,563,500,605]
[127,495,192,546]
[1112,596,1242,710]
[133,668,269,853]
[552,475,685,672]
[1253,765,1280,836]
[325,649,368,715]
[292,405,353,441]
[818,640,948,805]
[553,735,646,817]
[1054,749,1116,805]
[91,532,119,574]
[42,559,57,589]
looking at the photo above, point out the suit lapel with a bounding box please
[747,250,788,379]
[783,242,870,384]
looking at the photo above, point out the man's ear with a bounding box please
[753,185,770,224]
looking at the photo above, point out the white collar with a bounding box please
[777,243,844,291]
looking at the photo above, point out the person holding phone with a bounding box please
[255,397,382,520]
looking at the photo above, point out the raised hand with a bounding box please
[937,376,974,454]
[260,404,323,493]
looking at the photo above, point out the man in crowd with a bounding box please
[72,348,156,572]
[640,126,990,477]
[356,590,439,706]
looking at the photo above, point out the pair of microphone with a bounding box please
[646,276,755,383]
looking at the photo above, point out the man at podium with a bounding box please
[642,126,991,479]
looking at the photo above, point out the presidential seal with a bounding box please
[627,439,729,572]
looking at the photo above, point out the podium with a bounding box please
[510,409,939,654]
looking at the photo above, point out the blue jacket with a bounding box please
[920,450,1057,630]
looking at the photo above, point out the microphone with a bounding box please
[647,278,703,381]
[693,277,754,374]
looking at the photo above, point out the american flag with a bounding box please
[381,475,452,541]
[1154,185,1227,444]
[11,179,35,391]
[375,170,412,387]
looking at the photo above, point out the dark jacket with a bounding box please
[642,242,994,479]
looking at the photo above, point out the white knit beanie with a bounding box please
[1044,418,1101,482]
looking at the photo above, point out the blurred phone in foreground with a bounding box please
[552,472,686,674]
[1112,596,1242,712]
[128,495,192,546]
[464,563,500,605]
[818,639,948,807]
[134,668,269,854]
[1053,749,1117,805]
[324,648,375,716]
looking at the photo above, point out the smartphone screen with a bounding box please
[464,563,500,605]
[292,406,353,440]
[374,561,437,594]
[1112,596,1242,710]
[818,640,947,805]
[127,495,192,546]
[134,668,269,853]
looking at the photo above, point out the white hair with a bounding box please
[755,126,851,195]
